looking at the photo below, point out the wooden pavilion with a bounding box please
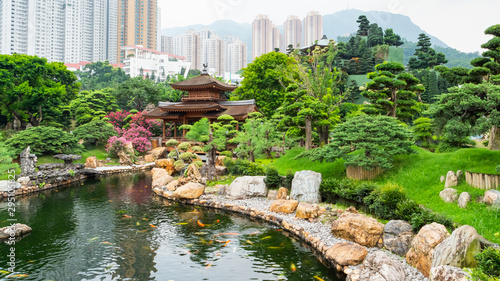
[143,70,259,144]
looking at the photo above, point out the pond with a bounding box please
[0,173,341,281]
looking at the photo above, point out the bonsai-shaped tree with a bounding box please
[298,115,414,170]
[361,62,425,121]
[185,115,237,180]
[165,139,201,172]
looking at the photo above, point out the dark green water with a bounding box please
[0,173,341,281]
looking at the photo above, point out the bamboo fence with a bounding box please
[465,171,500,190]
[346,166,384,180]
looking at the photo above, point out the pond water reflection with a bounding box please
[0,173,341,281]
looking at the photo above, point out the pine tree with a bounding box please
[361,62,425,120]
[409,34,447,70]
[356,15,370,37]
[384,29,404,47]
[367,23,384,47]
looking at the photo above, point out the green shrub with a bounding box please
[178,142,191,151]
[396,199,454,231]
[264,167,282,189]
[496,165,500,174]
[284,171,294,189]
[179,152,196,162]
[194,161,203,168]
[320,178,377,204]
[364,183,407,220]
[484,140,490,147]
[4,126,83,155]
[191,146,203,152]
[73,119,117,146]
[165,139,179,147]
[469,247,500,281]
[0,143,19,174]
[223,158,265,176]
[168,150,179,159]
[220,151,232,157]
[174,160,186,171]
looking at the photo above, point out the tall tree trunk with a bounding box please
[488,126,500,151]
[305,117,312,150]
[249,150,255,162]
[318,125,330,145]
[206,130,217,181]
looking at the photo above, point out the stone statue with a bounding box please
[20,147,37,176]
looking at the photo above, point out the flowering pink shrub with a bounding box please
[106,136,130,158]
[105,110,131,128]
[119,124,152,153]
[131,112,163,137]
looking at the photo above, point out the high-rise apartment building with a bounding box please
[117,0,158,63]
[203,35,226,75]
[0,0,117,63]
[173,30,202,70]
[303,11,323,46]
[252,15,274,60]
[226,39,247,74]
[284,16,302,49]
[161,36,174,54]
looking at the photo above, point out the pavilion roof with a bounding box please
[143,100,258,121]
[170,73,237,91]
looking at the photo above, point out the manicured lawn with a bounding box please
[261,146,500,244]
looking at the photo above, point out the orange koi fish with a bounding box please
[205,262,213,268]
[290,263,296,272]
[197,220,205,227]
[101,242,113,245]
[222,240,231,247]
[123,215,132,218]
[7,274,29,278]
[249,231,260,236]
[149,224,157,228]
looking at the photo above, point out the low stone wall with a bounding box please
[0,163,155,199]
[465,171,499,190]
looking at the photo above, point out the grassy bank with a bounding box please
[262,147,500,244]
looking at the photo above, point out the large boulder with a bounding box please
[117,142,135,166]
[216,166,227,176]
[331,212,384,247]
[147,147,168,160]
[357,250,407,281]
[144,154,156,163]
[431,225,481,269]
[155,158,176,175]
[151,168,174,188]
[0,224,32,239]
[16,176,31,186]
[215,155,226,166]
[226,176,268,199]
[277,187,289,199]
[406,222,450,277]
[186,164,203,183]
[270,199,298,214]
[430,265,470,281]
[295,202,320,219]
[383,220,414,257]
[166,180,179,191]
[173,182,205,199]
[457,192,471,209]
[445,171,458,188]
[439,188,458,203]
[85,156,100,168]
[325,242,368,266]
[267,190,278,200]
[290,170,322,203]
[484,189,500,208]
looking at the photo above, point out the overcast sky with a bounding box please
[158,0,499,53]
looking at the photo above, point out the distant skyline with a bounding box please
[158,0,499,53]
